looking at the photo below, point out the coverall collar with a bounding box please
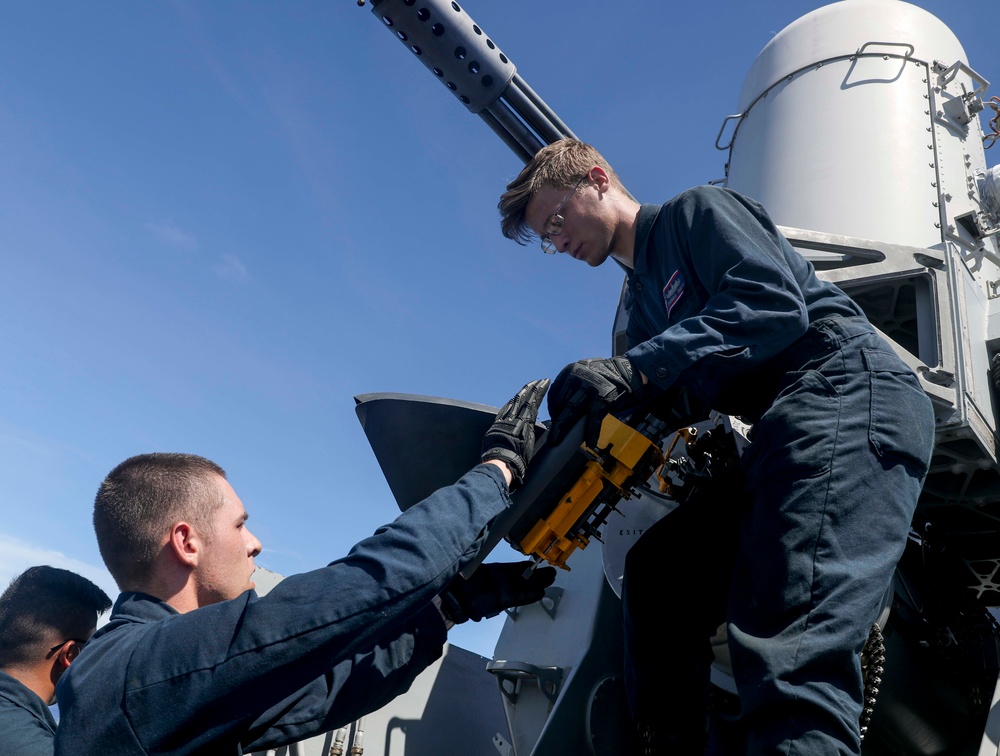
[630,204,663,276]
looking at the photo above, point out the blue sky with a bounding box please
[0,0,995,656]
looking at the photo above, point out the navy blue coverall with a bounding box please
[54,464,510,756]
[0,669,56,756]
[620,186,934,754]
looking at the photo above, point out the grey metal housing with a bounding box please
[370,0,576,162]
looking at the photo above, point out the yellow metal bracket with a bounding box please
[520,415,663,570]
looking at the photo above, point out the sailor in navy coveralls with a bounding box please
[499,139,934,755]
[54,381,553,756]
[0,566,111,756]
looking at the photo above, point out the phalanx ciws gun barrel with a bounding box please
[365,0,576,162]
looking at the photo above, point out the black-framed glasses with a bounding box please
[47,639,87,657]
[540,175,587,254]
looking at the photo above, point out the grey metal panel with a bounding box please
[354,393,498,511]
[491,547,635,756]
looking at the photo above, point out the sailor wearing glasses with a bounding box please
[0,566,111,756]
[498,139,934,755]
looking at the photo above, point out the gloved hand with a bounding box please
[438,561,557,624]
[481,378,551,487]
[547,357,643,447]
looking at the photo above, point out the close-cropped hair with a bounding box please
[0,566,111,667]
[93,453,227,590]
[498,139,626,244]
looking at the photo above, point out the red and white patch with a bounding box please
[662,270,686,318]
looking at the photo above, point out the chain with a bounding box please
[858,623,885,741]
[858,597,1000,742]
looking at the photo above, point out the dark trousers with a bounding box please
[623,317,935,755]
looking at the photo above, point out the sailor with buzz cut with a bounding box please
[499,138,935,755]
[54,380,556,756]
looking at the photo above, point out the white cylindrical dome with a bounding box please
[726,0,976,249]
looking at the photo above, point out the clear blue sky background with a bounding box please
[0,0,995,656]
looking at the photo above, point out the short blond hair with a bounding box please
[498,139,626,244]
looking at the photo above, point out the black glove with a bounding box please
[439,561,557,624]
[481,378,550,487]
[547,357,643,447]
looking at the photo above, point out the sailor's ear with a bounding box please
[51,639,83,670]
[62,641,81,666]
[168,521,201,567]
[589,166,611,192]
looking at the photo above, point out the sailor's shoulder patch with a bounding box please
[662,270,685,318]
